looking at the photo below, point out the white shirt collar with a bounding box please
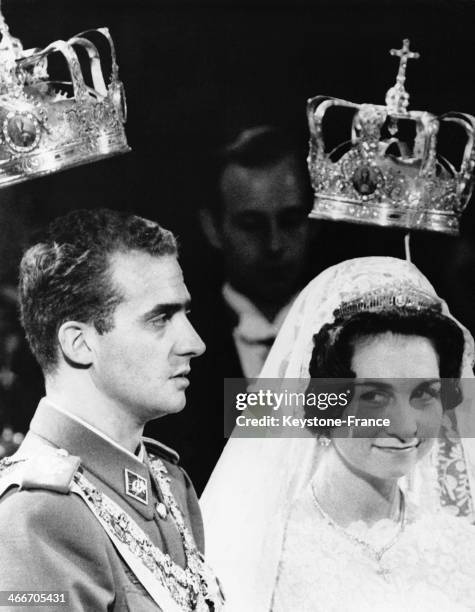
[223,284,296,379]
[223,283,294,342]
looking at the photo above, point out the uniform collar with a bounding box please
[29,398,154,520]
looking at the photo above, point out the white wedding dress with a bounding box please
[272,483,475,612]
[201,257,475,611]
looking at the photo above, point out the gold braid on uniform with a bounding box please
[74,457,223,611]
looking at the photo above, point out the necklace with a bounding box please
[311,484,406,576]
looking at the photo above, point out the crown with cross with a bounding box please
[306,39,475,235]
[0,1,129,189]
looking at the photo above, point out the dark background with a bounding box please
[2,0,475,286]
[1,0,475,486]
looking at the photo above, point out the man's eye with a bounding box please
[237,219,261,232]
[151,315,169,327]
[279,209,307,229]
[235,213,264,232]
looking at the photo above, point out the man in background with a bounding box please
[199,125,313,379]
[158,126,313,495]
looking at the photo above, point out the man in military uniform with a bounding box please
[0,209,224,611]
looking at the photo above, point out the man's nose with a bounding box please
[266,219,284,255]
[177,317,206,358]
[386,399,418,441]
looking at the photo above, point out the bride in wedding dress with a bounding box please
[201,256,475,611]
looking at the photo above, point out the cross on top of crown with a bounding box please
[385,39,420,115]
[390,39,419,86]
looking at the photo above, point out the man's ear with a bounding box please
[199,208,223,250]
[57,321,95,368]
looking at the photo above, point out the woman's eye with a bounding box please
[359,391,389,404]
[412,386,441,401]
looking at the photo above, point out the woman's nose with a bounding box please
[386,399,418,440]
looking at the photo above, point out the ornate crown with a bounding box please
[0,2,129,188]
[333,281,442,321]
[307,40,475,235]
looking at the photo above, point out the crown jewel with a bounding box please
[307,39,475,235]
[0,2,129,188]
[334,281,442,321]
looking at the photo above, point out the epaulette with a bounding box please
[0,450,81,499]
[143,437,180,465]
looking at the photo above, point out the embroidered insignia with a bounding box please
[124,468,148,505]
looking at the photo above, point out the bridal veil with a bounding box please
[201,256,475,611]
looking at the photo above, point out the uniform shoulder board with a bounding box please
[143,437,180,465]
[0,450,81,499]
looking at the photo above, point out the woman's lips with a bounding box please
[372,441,420,453]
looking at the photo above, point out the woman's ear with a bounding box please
[57,320,94,367]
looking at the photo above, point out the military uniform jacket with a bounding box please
[0,400,206,611]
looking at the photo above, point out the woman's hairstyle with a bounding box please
[305,307,465,433]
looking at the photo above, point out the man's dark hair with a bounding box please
[19,208,177,373]
[221,125,299,169]
[305,308,465,433]
[209,125,311,219]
